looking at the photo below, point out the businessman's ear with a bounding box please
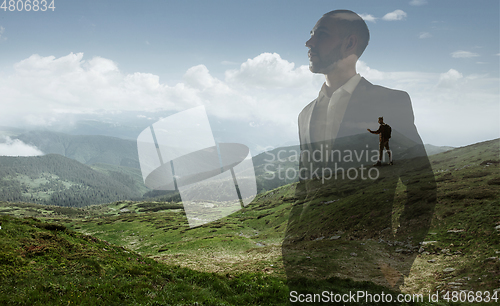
[343,34,358,56]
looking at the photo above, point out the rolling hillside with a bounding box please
[7,130,456,206]
[1,138,497,299]
[0,154,147,207]
[15,131,140,169]
[72,138,500,294]
[0,214,290,305]
[252,131,454,193]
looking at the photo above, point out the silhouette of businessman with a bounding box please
[282,9,436,292]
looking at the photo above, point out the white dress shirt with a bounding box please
[309,73,362,144]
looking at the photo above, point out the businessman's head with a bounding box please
[306,10,369,74]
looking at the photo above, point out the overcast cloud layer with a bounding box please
[0,52,498,147]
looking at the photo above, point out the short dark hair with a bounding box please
[323,10,370,58]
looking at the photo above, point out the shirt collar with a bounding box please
[342,73,361,94]
[319,73,362,98]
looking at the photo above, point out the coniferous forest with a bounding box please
[0,154,146,207]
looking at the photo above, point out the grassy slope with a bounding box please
[90,163,151,197]
[0,214,434,306]
[277,139,499,294]
[75,139,500,294]
[252,133,454,194]
[402,138,500,294]
[0,215,289,305]
[0,139,498,304]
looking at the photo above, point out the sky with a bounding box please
[0,0,498,155]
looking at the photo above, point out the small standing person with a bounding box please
[368,116,393,166]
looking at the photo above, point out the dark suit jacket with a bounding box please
[284,77,436,289]
[299,77,422,152]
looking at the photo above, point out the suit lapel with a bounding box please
[303,99,317,151]
[301,77,374,148]
[336,77,373,140]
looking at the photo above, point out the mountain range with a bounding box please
[0,129,456,207]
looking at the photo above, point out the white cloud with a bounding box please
[0,26,4,39]
[2,53,177,124]
[409,0,427,6]
[359,14,377,23]
[356,61,499,146]
[0,52,320,144]
[184,65,222,90]
[451,50,480,58]
[382,10,407,21]
[419,32,432,39]
[356,61,387,81]
[0,52,497,148]
[0,137,44,156]
[437,69,463,88]
[225,53,312,89]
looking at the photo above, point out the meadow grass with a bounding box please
[0,139,498,305]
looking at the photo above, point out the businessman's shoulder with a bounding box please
[298,97,317,120]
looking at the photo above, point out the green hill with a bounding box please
[0,214,290,305]
[90,163,150,197]
[0,211,443,305]
[11,130,455,203]
[252,132,454,193]
[69,138,499,294]
[0,153,185,207]
[15,131,140,169]
[0,154,147,207]
[0,138,498,303]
